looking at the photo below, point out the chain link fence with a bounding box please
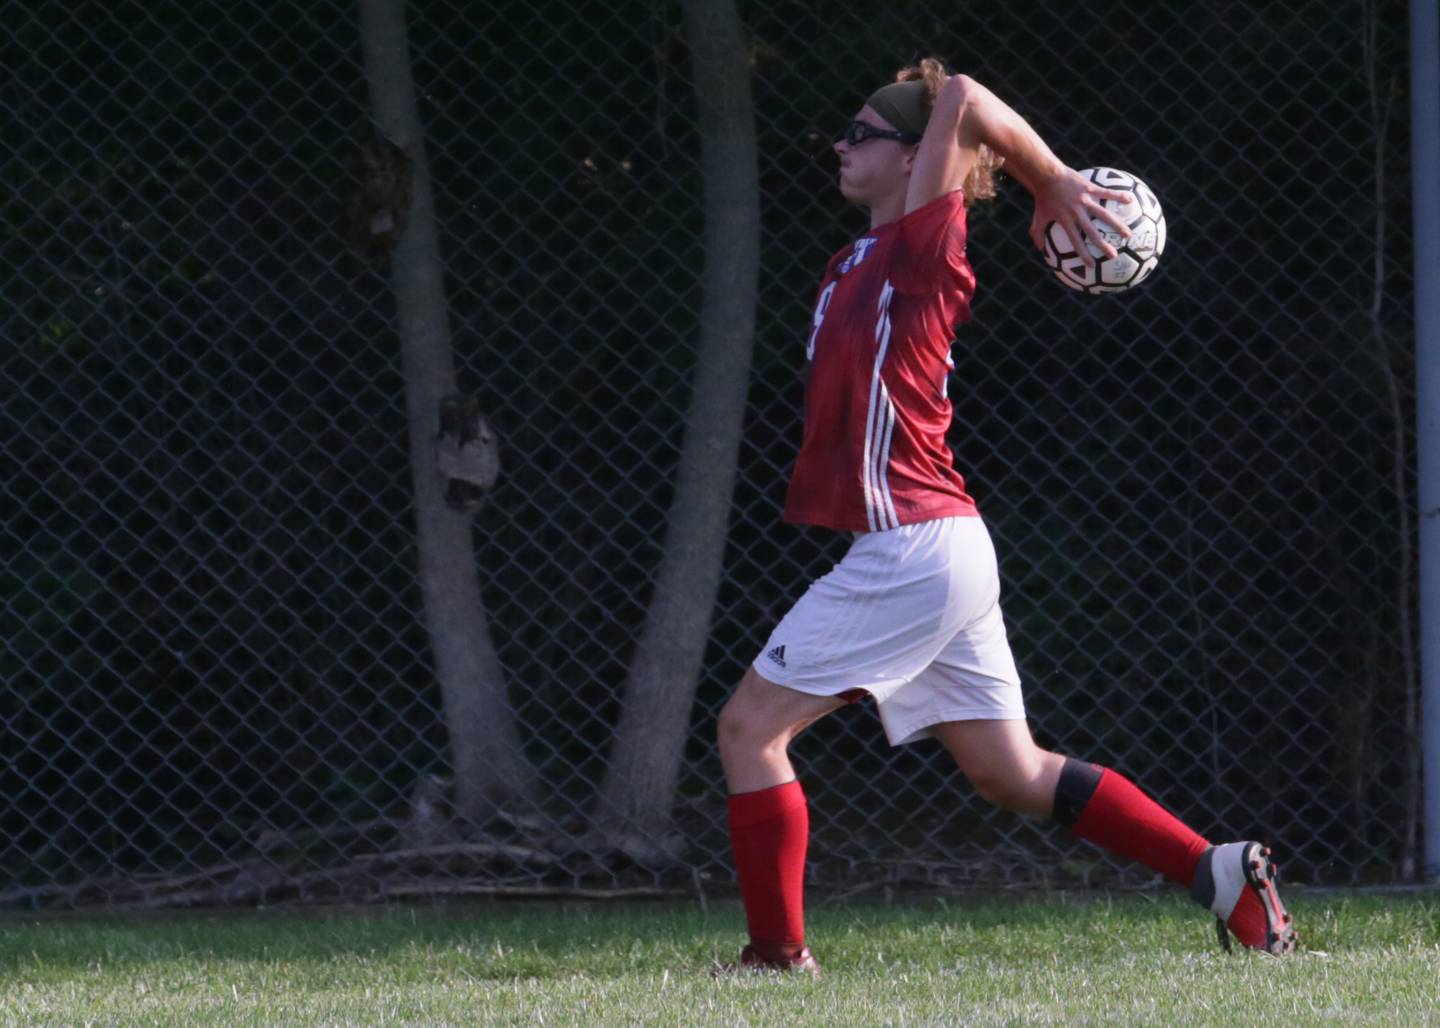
[2,0,1419,907]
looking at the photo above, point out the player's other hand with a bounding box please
[1028,167,1133,265]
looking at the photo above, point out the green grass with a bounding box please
[2,893,1437,1025]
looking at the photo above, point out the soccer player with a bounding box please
[717,59,1297,974]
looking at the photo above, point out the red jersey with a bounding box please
[782,190,980,532]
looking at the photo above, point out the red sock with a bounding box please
[1070,768,1210,886]
[727,780,808,958]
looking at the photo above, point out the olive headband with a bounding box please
[864,80,930,137]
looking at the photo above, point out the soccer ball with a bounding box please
[1041,167,1166,294]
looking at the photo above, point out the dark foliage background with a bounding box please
[1,0,1418,902]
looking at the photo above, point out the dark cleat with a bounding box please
[713,943,822,978]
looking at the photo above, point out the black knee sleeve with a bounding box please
[1052,757,1103,828]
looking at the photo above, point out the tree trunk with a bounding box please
[593,0,760,858]
[356,0,535,824]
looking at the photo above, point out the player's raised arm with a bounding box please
[907,73,1132,264]
[903,73,982,215]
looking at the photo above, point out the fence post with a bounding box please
[1412,0,1440,881]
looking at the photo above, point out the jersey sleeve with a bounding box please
[891,190,971,295]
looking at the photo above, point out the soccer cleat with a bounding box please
[1190,841,1298,955]
[713,944,822,978]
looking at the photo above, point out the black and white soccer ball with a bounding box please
[1041,167,1166,294]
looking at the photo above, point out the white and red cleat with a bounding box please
[1191,841,1298,955]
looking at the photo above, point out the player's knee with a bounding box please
[716,684,789,758]
[715,692,764,756]
[965,767,1031,812]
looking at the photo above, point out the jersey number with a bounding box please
[807,281,837,360]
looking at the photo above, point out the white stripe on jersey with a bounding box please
[863,282,899,531]
[874,383,899,528]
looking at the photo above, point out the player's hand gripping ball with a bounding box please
[1042,167,1166,294]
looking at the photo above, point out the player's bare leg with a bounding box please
[934,717,1296,954]
[932,718,1066,818]
[714,667,843,976]
[717,666,844,793]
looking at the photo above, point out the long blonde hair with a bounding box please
[894,58,1003,204]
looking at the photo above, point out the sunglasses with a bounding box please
[837,120,922,147]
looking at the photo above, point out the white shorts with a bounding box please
[753,516,1025,746]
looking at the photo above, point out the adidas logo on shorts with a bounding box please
[765,644,787,669]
